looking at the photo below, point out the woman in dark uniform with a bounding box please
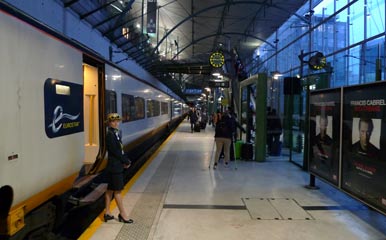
[104,113,134,223]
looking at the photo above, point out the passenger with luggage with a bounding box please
[227,107,246,160]
[189,108,198,133]
[213,111,234,169]
[267,108,282,155]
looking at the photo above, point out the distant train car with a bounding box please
[0,2,187,239]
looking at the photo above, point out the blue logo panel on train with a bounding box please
[44,78,84,138]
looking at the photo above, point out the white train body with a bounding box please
[0,10,85,205]
[0,3,186,236]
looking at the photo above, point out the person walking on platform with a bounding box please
[213,111,234,169]
[212,110,222,127]
[104,113,134,223]
[267,108,282,155]
[189,108,198,133]
[226,107,246,160]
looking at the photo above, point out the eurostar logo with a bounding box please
[48,105,80,133]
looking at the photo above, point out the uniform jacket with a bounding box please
[105,127,131,173]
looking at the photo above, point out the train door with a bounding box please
[82,60,103,173]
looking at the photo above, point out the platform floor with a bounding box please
[85,121,386,240]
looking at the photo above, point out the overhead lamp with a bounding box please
[212,72,221,77]
[271,71,282,80]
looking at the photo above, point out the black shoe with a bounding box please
[213,163,217,169]
[104,214,114,222]
[118,214,134,224]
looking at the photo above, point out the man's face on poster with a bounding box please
[359,121,372,150]
[320,117,328,133]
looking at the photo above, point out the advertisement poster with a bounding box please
[146,0,157,34]
[309,89,340,185]
[342,82,386,213]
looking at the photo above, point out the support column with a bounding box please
[255,73,267,162]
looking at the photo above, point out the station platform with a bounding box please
[83,120,386,240]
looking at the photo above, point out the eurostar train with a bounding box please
[0,3,187,239]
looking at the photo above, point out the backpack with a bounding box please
[216,118,230,137]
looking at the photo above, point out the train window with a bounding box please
[105,90,117,117]
[161,102,168,115]
[146,99,160,118]
[173,102,182,116]
[135,97,145,120]
[121,94,134,122]
[121,94,145,122]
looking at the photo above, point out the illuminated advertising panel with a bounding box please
[342,82,386,213]
[309,88,340,185]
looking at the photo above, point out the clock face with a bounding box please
[209,52,225,68]
[308,52,326,70]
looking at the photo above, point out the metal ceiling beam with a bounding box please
[172,32,275,60]
[93,11,120,29]
[64,0,80,8]
[212,0,232,51]
[109,25,136,43]
[102,13,138,36]
[117,32,147,48]
[242,0,268,36]
[80,0,119,20]
[154,1,309,54]
[122,35,149,53]
[99,0,135,36]
[102,1,175,37]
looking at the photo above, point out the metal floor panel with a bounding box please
[244,198,314,220]
[115,153,177,240]
[243,198,282,220]
[269,198,314,220]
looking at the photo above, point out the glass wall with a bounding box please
[248,0,385,168]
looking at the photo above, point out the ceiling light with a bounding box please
[111,4,123,12]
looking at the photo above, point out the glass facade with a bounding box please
[249,0,385,167]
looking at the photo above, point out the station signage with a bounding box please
[208,81,229,88]
[184,88,202,95]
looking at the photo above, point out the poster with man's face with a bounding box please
[342,82,386,214]
[315,115,333,138]
[309,89,340,185]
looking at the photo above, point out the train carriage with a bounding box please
[0,2,187,239]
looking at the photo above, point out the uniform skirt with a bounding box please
[106,172,124,191]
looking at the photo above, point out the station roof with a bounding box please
[62,0,306,99]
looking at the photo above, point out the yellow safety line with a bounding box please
[79,128,177,239]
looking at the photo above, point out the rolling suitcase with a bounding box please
[270,140,282,156]
[194,123,201,132]
[241,143,253,160]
